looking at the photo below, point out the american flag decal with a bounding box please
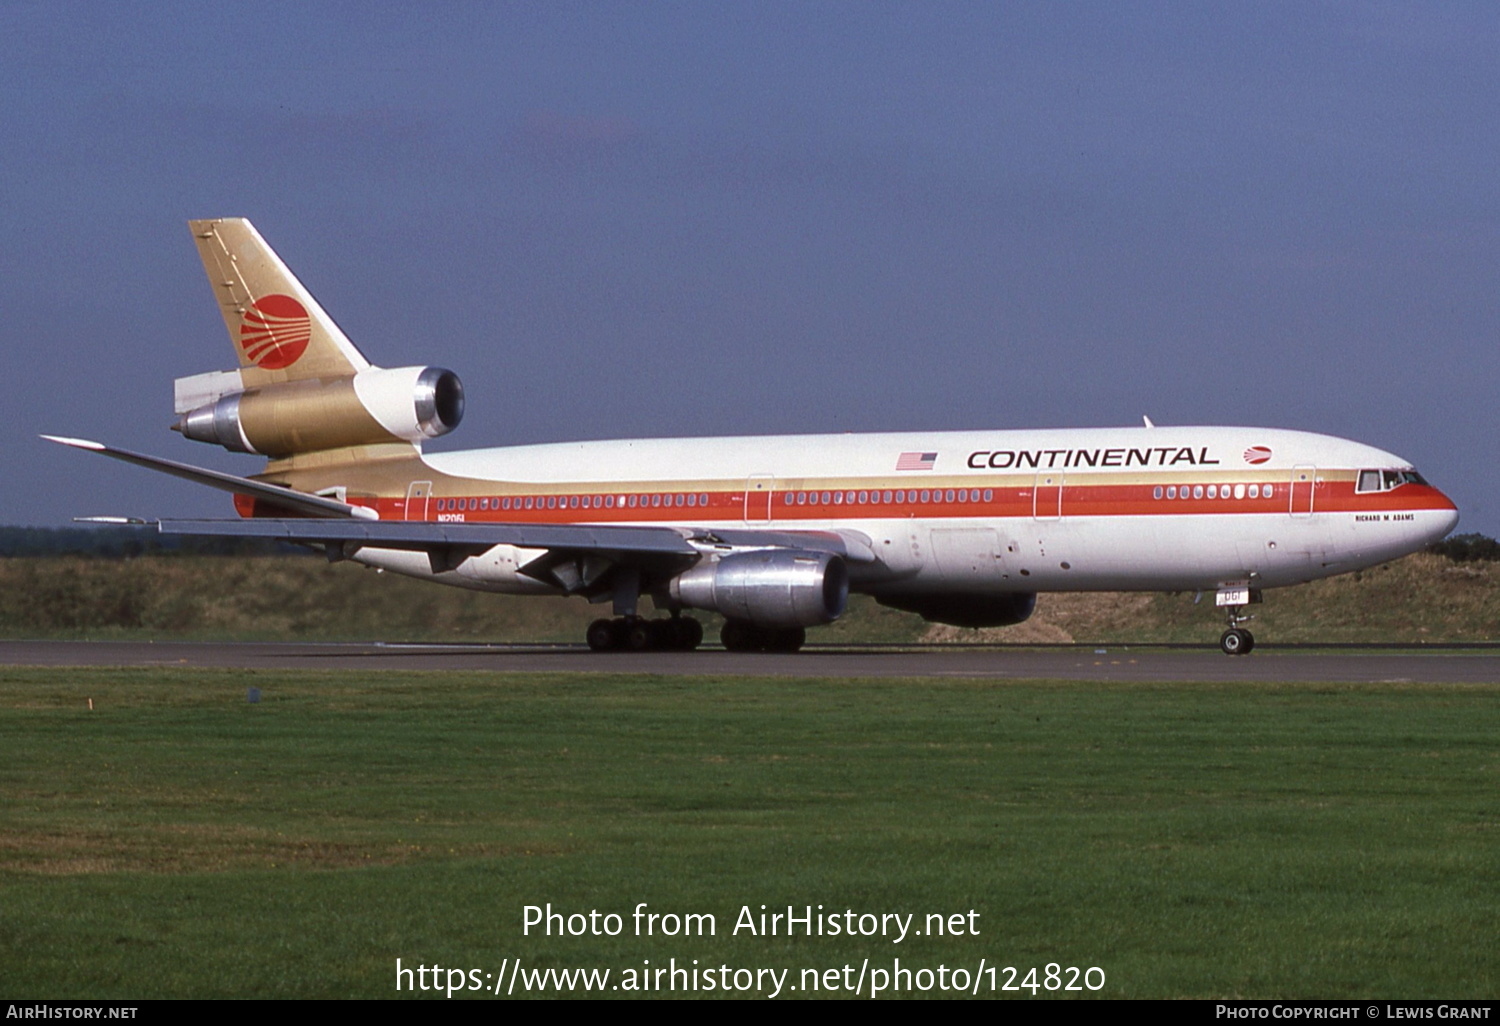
[896,451,938,471]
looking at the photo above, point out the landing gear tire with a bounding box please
[720,621,758,652]
[587,618,620,652]
[764,627,806,653]
[1220,628,1254,656]
[720,622,806,653]
[669,616,704,651]
[625,621,656,652]
[589,616,705,652]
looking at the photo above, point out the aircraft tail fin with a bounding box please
[189,218,371,386]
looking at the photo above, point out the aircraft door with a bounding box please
[405,480,432,521]
[744,475,774,523]
[1033,472,1064,520]
[1290,466,1315,518]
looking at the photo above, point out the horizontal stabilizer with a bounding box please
[41,435,374,520]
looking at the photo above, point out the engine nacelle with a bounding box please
[669,550,848,628]
[175,366,463,457]
[875,592,1037,628]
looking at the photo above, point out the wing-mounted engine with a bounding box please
[173,365,464,457]
[668,549,849,628]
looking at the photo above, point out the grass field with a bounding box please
[2,666,1498,999]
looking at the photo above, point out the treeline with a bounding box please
[1427,533,1500,562]
[0,527,299,558]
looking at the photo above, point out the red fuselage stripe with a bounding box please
[323,480,1456,524]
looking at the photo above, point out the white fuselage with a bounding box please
[343,424,1459,599]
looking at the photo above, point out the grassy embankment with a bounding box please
[2,667,1497,998]
[0,550,1495,643]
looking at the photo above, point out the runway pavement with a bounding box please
[3,640,1499,683]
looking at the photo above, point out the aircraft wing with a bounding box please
[150,518,872,582]
[154,516,702,579]
[49,434,876,592]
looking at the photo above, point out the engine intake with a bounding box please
[669,550,848,628]
[175,366,463,457]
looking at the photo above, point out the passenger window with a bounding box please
[1207,485,1217,499]
[1192,485,1204,499]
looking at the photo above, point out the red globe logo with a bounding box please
[1244,446,1273,465]
[240,294,311,369]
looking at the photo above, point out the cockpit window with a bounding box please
[1357,469,1427,493]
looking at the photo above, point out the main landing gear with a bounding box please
[587,615,704,652]
[720,622,806,653]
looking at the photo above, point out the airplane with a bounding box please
[48,218,1460,655]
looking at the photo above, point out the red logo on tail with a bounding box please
[240,294,311,369]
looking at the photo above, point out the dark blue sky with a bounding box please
[4,2,1496,534]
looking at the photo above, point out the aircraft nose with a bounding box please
[1430,491,1460,542]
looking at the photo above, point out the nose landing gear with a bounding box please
[1214,584,1260,656]
[1218,604,1256,656]
[1219,624,1254,656]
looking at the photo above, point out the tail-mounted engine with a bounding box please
[668,550,848,628]
[173,365,464,457]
